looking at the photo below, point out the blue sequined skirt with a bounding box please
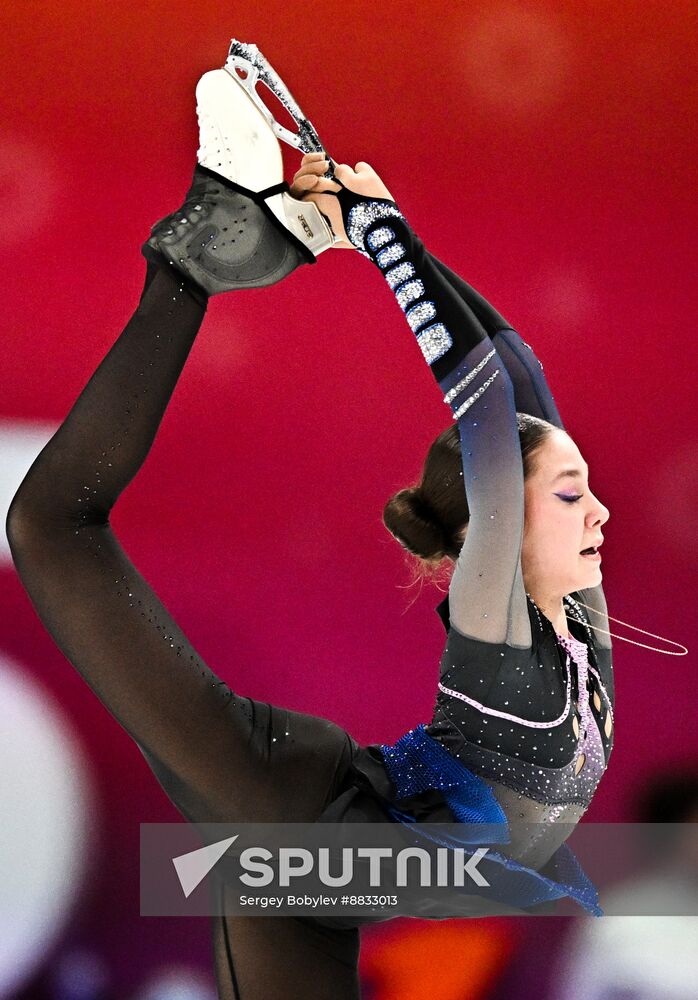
[373,724,602,917]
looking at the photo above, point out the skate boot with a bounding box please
[143,39,339,297]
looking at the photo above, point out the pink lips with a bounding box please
[581,551,602,561]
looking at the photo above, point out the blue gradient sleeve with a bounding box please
[346,201,531,647]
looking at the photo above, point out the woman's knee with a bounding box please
[260,706,354,821]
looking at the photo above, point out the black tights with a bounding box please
[6,250,524,998]
[7,258,363,998]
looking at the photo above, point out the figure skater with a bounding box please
[6,40,614,1000]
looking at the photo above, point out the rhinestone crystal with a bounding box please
[417,323,453,364]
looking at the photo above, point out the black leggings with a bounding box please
[7,259,365,998]
[6,250,516,998]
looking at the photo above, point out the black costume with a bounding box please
[324,195,614,907]
[7,176,613,1000]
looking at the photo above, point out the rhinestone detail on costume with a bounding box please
[395,279,425,310]
[347,202,456,368]
[406,300,437,332]
[554,633,606,786]
[443,349,497,405]
[439,646,572,727]
[366,226,396,251]
[346,201,405,248]
[417,323,453,364]
[376,243,406,268]
[385,262,416,289]
[434,631,607,806]
[451,370,501,420]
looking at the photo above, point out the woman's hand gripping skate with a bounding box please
[290,154,395,250]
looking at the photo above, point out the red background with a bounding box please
[2,1,696,997]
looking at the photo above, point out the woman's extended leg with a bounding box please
[7,249,364,998]
[6,252,354,829]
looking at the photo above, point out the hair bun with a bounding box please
[408,489,436,523]
[383,487,450,562]
[382,415,554,577]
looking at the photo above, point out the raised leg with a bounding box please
[6,257,353,827]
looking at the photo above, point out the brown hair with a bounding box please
[382,413,555,579]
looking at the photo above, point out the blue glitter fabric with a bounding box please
[379,725,602,916]
[380,723,509,837]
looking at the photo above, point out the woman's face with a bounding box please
[521,430,610,599]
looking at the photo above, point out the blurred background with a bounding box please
[1,1,696,997]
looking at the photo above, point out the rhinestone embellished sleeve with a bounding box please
[342,197,531,648]
[417,251,614,666]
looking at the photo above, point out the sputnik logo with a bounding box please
[172,835,238,898]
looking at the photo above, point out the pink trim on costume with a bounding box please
[437,645,572,728]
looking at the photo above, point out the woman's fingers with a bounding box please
[295,153,332,184]
[292,155,394,243]
[290,173,340,199]
[297,155,381,185]
[297,157,331,178]
[291,173,321,193]
[333,165,356,192]
[333,161,394,201]
[290,156,335,197]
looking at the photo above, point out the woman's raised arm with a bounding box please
[325,162,533,649]
[420,252,612,654]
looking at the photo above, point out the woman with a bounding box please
[6,41,613,1000]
